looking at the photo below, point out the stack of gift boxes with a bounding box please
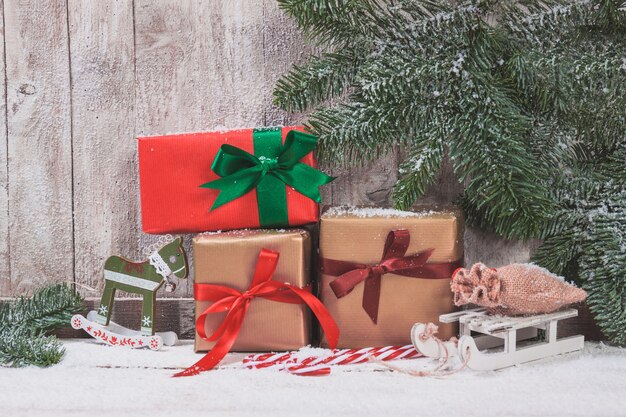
[138,126,464,374]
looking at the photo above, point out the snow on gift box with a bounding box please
[138,126,334,233]
[177,229,339,377]
[318,206,464,348]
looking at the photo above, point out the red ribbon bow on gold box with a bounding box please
[175,248,339,377]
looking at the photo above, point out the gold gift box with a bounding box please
[193,229,311,352]
[319,206,464,348]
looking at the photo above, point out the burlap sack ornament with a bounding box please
[451,263,587,315]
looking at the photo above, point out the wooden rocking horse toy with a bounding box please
[71,236,189,350]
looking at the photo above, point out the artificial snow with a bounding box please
[324,206,441,218]
[197,228,293,237]
[1,340,625,417]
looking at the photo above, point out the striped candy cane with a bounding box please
[243,345,421,376]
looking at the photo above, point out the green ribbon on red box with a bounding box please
[200,128,334,227]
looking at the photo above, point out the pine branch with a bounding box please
[580,215,626,346]
[531,231,581,276]
[370,1,469,48]
[3,283,84,332]
[505,52,572,116]
[307,101,404,165]
[273,48,364,112]
[393,130,444,209]
[503,0,597,45]
[0,284,84,367]
[447,68,556,238]
[277,0,381,44]
[0,329,66,368]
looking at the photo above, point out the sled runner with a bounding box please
[412,308,584,370]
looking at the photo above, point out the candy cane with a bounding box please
[243,345,422,376]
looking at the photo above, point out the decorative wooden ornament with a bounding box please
[412,308,584,371]
[71,236,189,350]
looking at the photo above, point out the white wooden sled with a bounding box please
[71,311,178,351]
[412,308,584,371]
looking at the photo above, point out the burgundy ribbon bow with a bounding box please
[320,229,461,324]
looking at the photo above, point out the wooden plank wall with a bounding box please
[4,0,74,294]
[68,0,138,296]
[0,0,8,295]
[0,0,537,298]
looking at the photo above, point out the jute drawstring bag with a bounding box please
[451,263,587,315]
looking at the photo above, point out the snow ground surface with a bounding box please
[1,340,625,417]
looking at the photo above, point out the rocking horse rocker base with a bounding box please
[71,311,178,351]
[412,308,584,371]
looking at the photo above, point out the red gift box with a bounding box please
[138,126,327,234]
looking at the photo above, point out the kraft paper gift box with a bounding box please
[319,206,464,348]
[193,229,313,352]
[138,126,333,234]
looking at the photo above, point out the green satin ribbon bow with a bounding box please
[200,128,334,227]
